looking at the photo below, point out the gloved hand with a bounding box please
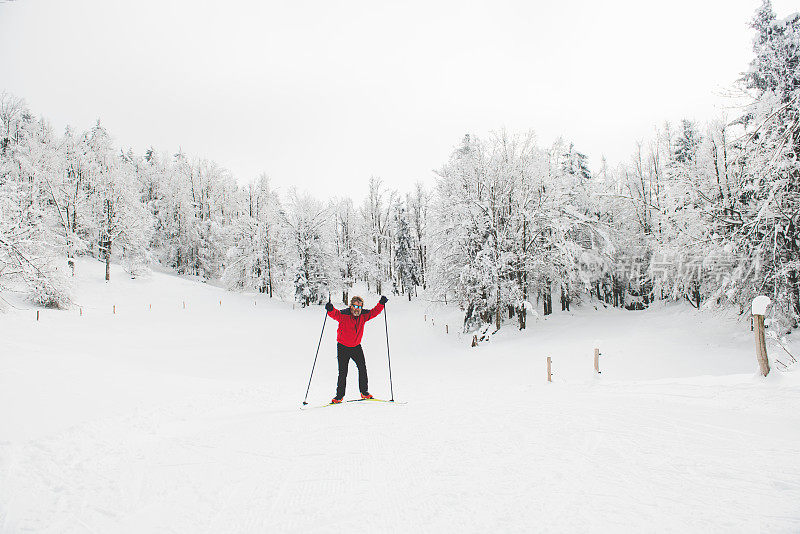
[379,295,388,305]
[325,301,334,312]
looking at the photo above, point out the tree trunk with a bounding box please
[265,242,273,298]
[495,281,502,331]
[543,282,552,316]
[790,267,800,328]
[418,246,426,289]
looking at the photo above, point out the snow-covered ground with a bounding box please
[1,259,799,533]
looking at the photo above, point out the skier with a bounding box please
[324,295,388,404]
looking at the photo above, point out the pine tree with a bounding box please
[393,206,419,300]
[284,190,333,307]
[673,119,701,164]
[730,0,800,327]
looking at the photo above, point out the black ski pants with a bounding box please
[336,343,368,399]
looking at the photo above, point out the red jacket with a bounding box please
[327,303,385,347]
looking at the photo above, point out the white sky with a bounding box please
[1,0,795,199]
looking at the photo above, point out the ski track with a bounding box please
[2,262,800,532]
[3,381,799,532]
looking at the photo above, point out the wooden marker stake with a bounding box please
[547,356,552,382]
[594,348,601,374]
[753,314,770,377]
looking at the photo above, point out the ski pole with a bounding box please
[384,307,394,402]
[302,309,328,405]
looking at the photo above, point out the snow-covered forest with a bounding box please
[2,2,799,334]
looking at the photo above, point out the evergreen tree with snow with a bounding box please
[727,0,800,327]
[284,190,334,307]
[673,119,702,164]
[393,205,419,300]
[406,183,430,290]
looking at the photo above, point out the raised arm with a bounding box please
[361,303,384,321]
[362,296,388,321]
[326,302,344,321]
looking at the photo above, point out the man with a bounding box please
[324,295,388,404]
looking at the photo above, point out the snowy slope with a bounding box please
[1,259,799,532]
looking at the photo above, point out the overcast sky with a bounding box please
[1,0,795,199]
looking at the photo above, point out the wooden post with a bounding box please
[36,310,39,321]
[472,334,478,347]
[594,348,601,374]
[425,314,427,322]
[149,304,151,310]
[753,314,770,377]
[547,356,552,382]
[113,305,116,315]
[80,307,82,317]
[446,324,449,334]
[752,296,771,377]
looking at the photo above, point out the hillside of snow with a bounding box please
[1,259,799,532]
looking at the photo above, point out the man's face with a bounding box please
[350,301,363,316]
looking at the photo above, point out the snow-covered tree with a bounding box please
[393,205,419,300]
[673,119,702,165]
[332,196,360,305]
[83,122,152,280]
[406,182,430,290]
[726,0,800,328]
[284,190,335,307]
[0,94,71,306]
[359,177,396,295]
[223,175,287,295]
